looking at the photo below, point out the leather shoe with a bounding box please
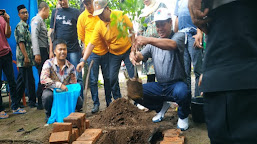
[91,105,99,113]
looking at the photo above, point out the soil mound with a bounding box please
[91,98,152,127]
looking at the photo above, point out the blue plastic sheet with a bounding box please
[47,83,81,124]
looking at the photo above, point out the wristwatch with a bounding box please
[80,58,86,63]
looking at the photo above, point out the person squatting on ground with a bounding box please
[41,39,83,122]
[77,0,135,100]
[77,0,111,113]
[174,0,203,97]
[130,8,191,131]
[49,0,83,102]
[189,0,257,143]
[0,9,27,119]
[14,4,37,109]
[31,2,50,110]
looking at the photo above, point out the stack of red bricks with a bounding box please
[49,112,102,144]
[160,129,185,144]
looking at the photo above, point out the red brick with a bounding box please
[72,141,93,144]
[163,136,185,143]
[52,122,72,133]
[77,129,102,143]
[49,131,71,143]
[160,141,184,144]
[71,128,79,142]
[64,113,86,133]
[162,129,182,137]
[85,120,90,129]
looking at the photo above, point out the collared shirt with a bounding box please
[31,14,49,55]
[141,32,186,84]
[14,20,35,67]
[90,10,133,55]
[40,57,77,89]
[77,9,108,55]
[0,16,11,57]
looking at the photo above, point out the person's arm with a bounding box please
[188,0,210,33]
[31,18,41,64]
[69,67,77,84]
[174,17,179,33]
[18,42,30,67]
[49,9,56,59]
[135,36,177,50]
[76,43,95,72]
[77,13,85,43]
[193,28,203,48]
[48,28,54,59]
[129,51,144,65]
[3,13,11,38]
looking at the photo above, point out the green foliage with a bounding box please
[108,0,144,38]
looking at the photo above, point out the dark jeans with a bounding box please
[67,51,83,98]
[0,52,18,110]
[42,88,83,118]
[87,52,111,106]
[184,34,203,97]
[204,89,257,144]
[16,66,36,105]
[36,47,49,106]
[135,81,190,119]
[109,49,134,99]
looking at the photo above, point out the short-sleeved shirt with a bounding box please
[77,9,108,55]
[174,0,196,33]
[50,8,80,53]
[31,14,49,55]
[14,20,35,67]
[141,32,186,84]
[90,10,133,55]
[0,16,11,57]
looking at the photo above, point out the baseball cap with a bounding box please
[93,0,108,16]
[154,8,172,22]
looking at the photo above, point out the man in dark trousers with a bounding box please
[15,4,37,109]
[189,0,257,143]
[31,2,50,110]
[0,9,26,118]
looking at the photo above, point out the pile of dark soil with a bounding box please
[91,98,153,127]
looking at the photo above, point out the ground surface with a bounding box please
[0,66,210,144]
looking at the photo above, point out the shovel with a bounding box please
[127,62,143,100]
[82,60,94,113]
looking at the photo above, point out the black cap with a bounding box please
[17,4,26,13]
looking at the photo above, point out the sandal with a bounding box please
[13,108,26,114]
[0,111,9,119]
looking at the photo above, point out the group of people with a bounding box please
[1,0,257,143]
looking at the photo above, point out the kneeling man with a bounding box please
[41,39,82,122]
[130,8,190,131]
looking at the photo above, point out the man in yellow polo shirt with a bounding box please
[77,0,111,113]
[77,0,135,100]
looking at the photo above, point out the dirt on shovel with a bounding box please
[127,65,143,100]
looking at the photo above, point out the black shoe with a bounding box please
[91,105,99,113]
[37,104,43,110]
[29,103,38,108]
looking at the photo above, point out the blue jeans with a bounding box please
[135,81,190,119]
[67,51,83,98]
[109,48,134,99]
[0,52,18,110]
[184,34,203,97]
[87,52,111,106]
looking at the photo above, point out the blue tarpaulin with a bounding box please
[0,0,39,90]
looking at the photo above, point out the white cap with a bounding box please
[93,0,108,16]
[154,8,172,22]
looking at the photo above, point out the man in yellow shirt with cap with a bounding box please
[77,0,111,113]
[77,0,135,100]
